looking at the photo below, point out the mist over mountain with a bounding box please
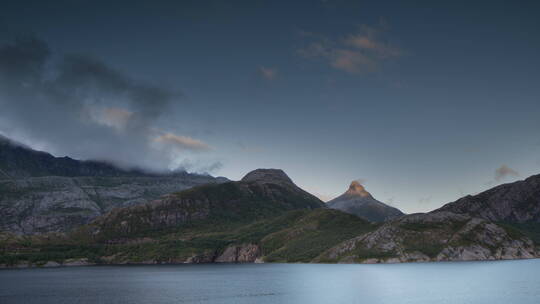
[0,137,227,234]
[0,135,161,178]
[0,37,216,173]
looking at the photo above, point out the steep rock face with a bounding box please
[317,211,537,263]
[215,244,261,263]
[0,175,225,234]
[326,181,404,222]
[89,169,324,240]
[0,136,228,234]
[434,174,540,223]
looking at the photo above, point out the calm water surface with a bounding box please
[1,260,539,304]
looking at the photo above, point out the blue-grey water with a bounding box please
[1,260,539,304]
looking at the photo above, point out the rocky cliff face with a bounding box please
[0,136,227,234]
[317,211,538,263]
[214,244,261,263]
[434,174,540,223]
[0,175,226,234]
[326,181,404,222]
[318,175,540,263]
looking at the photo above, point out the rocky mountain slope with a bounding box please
[1,165,539,267]
[326,181,404,222]
[88,169,324,240]
[1,169,339,266]
[434,174,540,223]
[0,136,227,234]
[0,175,226,234]
[316,211,537,263]
[0,208,375,267]
[318,175,540,263]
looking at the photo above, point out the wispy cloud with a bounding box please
[89,107,134,131]
[299,22,401,74]
[154,132,211,152]
[344,25,401,59]
[258,66,278,80]
[494,165,519,182]
[175,159,223,174]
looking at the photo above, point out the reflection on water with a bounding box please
[0,260,539,304]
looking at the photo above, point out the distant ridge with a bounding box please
[433,174,540,223]
[0,135,201,179]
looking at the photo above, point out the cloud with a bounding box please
[299,22,401,73]
[494,165,520,182]
[344,25,401,58]
[330,49,376,73]
[258,66,277,80]
[175,159,223,174]
[90,107,134,131]
[154,132,211,152]
[0,35,212,172]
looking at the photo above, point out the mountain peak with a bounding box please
[327,181,404,222]
[241,168,293,185]
[345,181,371,198]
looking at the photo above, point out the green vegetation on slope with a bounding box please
[500,222,540,245]
[0,209,376,266]
[90,178,324,241]
[260,209,376,262]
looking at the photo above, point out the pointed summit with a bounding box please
[327,180,404,222]
[345,181,372,198]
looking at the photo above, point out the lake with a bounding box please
[1,260,539,303]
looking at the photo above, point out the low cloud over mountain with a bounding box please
[0,36,213,172]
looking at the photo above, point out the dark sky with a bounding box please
[1,0,539,212]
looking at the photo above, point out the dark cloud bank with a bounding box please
[0,36,216,173]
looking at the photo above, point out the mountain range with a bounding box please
[435,174,540,223]
[0,136,539,267]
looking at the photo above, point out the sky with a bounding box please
[0,0,539,213]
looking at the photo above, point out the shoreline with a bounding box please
[2,256,538,270]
